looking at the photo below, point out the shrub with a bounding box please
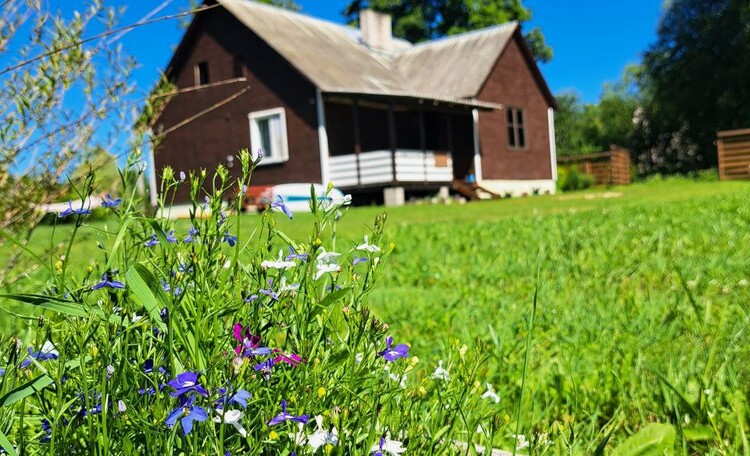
[0,151,505,455]
[557,166,595,192]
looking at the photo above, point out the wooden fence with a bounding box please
[717,129,750,180]
[557,147,632,185]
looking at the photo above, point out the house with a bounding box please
[152,0,558,205]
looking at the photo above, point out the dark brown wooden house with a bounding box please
[152,0,558,204]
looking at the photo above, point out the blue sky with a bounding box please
[115,0,664,104]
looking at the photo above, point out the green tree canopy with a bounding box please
[342,0,552,62]
[640,0,750,171]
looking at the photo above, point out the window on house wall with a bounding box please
[506,107,526,149]
[195,62,209,86]
[248,108,289,165]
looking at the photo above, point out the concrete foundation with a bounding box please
[383,186,405,206]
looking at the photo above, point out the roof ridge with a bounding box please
[222,0,356,35]
[396,21,518,54]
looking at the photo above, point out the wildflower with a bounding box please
[321,193,352,212]
[513,434,529,450]
[167,371,208,397]
[91,271,125,290]
[78,392,103,417]
[218,211,227,227]
[308,415,339,451]
[431,360,450,381]
[233,324,271,357]
[371,436,406,455]
[352,256,369,266]
[144,234,159,247]
[117,400,127,413]
[40,419,52,443]
[273,350,304,366]
[20,341,59,369]
[101,194,121,208]
[317,387,326,398]
[279,277,300,293]
[285,246,309,262]
[165,395,208,436]
[378,337,409,362]
[259,287,279,301]
[144,359,154,374]
[179,171,186,182]
[184,226,199,243]
[253,358,275,380]
[272,195,293,219]
[481,383,500,404]
[106,364,115,380]
[213,409,247,437]
[165,230,178,243]
[223,231,237,247]
[0,368,5,376]
[267,400,309,426]
[160,307,169,323]
[245,293,259,303]
[315,249,341,280]
[59,200,91,217]
[261,249,296,270]
[217,388,252,409]
[356,235,381,253]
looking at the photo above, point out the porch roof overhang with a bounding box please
[323,89,502,111]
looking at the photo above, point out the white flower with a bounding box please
[431,360,450,381]
[131,313,143,323]
[739,279,749,287]
[279,277,300,293]
[356,235,381,253]
[321,193,352,212]
[213,409,247,437]
[308,415,339,451]
[40,341,59,358]
[513,434,529,450]
[481,383,500,403]
[261,249,296,270]
[290,422,306,446]
[106,364,115,377]
[117,400,127,413]
[371,436,406,455]
[355,353,364,363]
[315,249,341,280]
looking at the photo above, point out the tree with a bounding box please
[342,0,552,62]
[257,0,301,10]
[641,0,750,171]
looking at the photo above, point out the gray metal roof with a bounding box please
[218,0,517,105]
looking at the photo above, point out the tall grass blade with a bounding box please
[512,283,537,456]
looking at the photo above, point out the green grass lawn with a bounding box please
[3,178,750,452]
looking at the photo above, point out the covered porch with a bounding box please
[321,93,497,190]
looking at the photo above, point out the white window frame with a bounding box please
[248,107,289,166]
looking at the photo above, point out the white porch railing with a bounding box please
[329,149,453,187]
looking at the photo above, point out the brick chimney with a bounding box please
[360,9,393,51]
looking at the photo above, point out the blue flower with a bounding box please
[352,257,369,266]
[253,358,275,380]
[144,234,159,247]
[184,226,199,243]
[223,231,237,247]
[285,246,309,262]
[40,419,52,443]
[267,399,309,426]
[245,294,259,303]
[0,367,5,376]
[165,230,178,243]
[101,194,121,208]
[165,395,208,436]
[216,388,252,410]
[20,342,58,369]
[144,359,154,374]
[167,371,208,398]
[272,195,293,219]
[58,200,91,218]
[377,337,409,362]
[92,271,125,290]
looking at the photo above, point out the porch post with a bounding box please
[419,108,426,182]
[547,107,558,182]
[315,89,330,185]
[388,102,397,183]
[471,109,482,181]
[352,97,362,186]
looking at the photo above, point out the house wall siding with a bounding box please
[154,8,320,201]
[476,34,553,181]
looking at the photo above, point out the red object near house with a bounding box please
[244,185,273,212]
[152,0,559,203]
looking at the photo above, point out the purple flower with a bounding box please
[352,257,369,266]
[272,195,293,219]
[101,194,121,208]
[138,386,157,396]
[216,388,252,410]
[258,287,279,301]
[0,367,5,376]
[184,226,199,243]
[165,230,178,244]
[59,200,91,218]
[245,294,259,303]
[40,419,52,443]
[218,211,227,227]
[233,324,271,357]
[144,234,159,247]
[285,246,309,262]
[165,395,208,436]
[267,400,309,426]
[223,231,237,247]
[377,337,409,362]
[91,272,125,290]
[273,351,304,367]
[167,372,208,398]
[160,307,169,323]
[253,358,275,380]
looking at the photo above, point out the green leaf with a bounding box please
[611,423,676,456]
[0,293,88,318]
[125,264,167,332]
[0,374,54,408]
[319,287,351,308]
[104,217,134,271]
[682,425,714,442]
[0,429,17,456]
